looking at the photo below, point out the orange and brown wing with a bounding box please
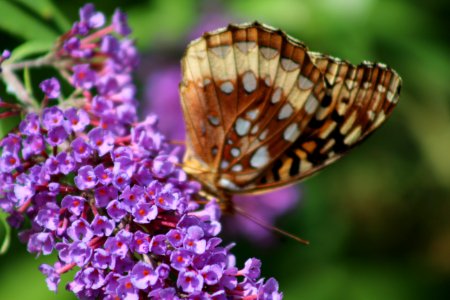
[241,54,402,193]
[180,22,402,195]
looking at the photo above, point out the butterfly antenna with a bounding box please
[233,205,310,245]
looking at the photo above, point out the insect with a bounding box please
[179,22,402,210]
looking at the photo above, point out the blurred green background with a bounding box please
[0,0,449,299]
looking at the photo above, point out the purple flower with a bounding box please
[65,108,90,132]
[149,234,167,255]
[132,202,157,224]
[22,134,45,160]
[79,3,105,29]
[39,263,61,292]
[170,249,192,271]
[201,264,223,285]
[130,262,158,289]
[69,241,93,267]
[259,278,283,300]
[112,172,130,191]
[241,258,261,280]
[72,64,96,89]
[105,229,132,259]
[46,125,69,146]
[61,195,86,216]
[27,232,54,255]
[112,9,131,36]
[39,78,60,99]
[177,270,204,293]
[106,199,127,221]
[131,231,150,254]
[167,229,184,248]
[120,185,144,211]
[117,276,139,300]
[95,185,118,207]
[67,219,94,242]
[0,153,20,172]
[71,137,92,162]
[44,156,60,174]
[1,133,21,154]
[19,113,40,135]
[42,106,65,130]
[2,49,11,59]
[35,202,60,231]
[92,249,112,270]
[94,164,113,185]
[56,151,76,174]
[183,225,206,254]
[74,165,98,190]
[88,127,114,156]
[91,215,114,237]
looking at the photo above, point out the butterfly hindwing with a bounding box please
[243,55,402,192]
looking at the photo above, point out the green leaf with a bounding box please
[12,0,71,32]
[10,40,53,62]
[0,1,58,42]
[0,212,11,255]
[0,115,21,139]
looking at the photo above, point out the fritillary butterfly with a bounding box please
[180,22,402,207]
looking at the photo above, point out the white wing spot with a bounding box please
[345,79,355,90]
[231,147,241,157]
[265,76,271,86]
[305,94,319,114]
[236,41,256,53]
[344,126,362,145]
[373,111,386,128]
[260,47,278,59]
[271,88,282,104]
[377,84,386,93]
[207,115,220,126]
[218,178,240,190]
[278,103,294,120]
[250,146,270,168]
[211,146,218,156]
[259,129,269,141]
[251,124,260,134]
[386,91,394,102]
[281,58,299,71]
[203,78,211,86]
[246,109,259,120]
[243,71,257,93]
[220,161,229,170]
[298,75,314,90]
[363,82,372,89]
[235,118,251,136]
[283,123,300,142]
[231,164,243,172]
[220,81,234,94]
[210,45,231,57]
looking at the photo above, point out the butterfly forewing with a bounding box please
[180,22,402,197]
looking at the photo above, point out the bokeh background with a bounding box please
[0,0,449,299]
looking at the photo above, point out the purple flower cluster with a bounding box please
[0,108,282,298]
[0,3,283,299]
[56,3,138,136]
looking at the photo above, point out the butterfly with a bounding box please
[179,22,402,208]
